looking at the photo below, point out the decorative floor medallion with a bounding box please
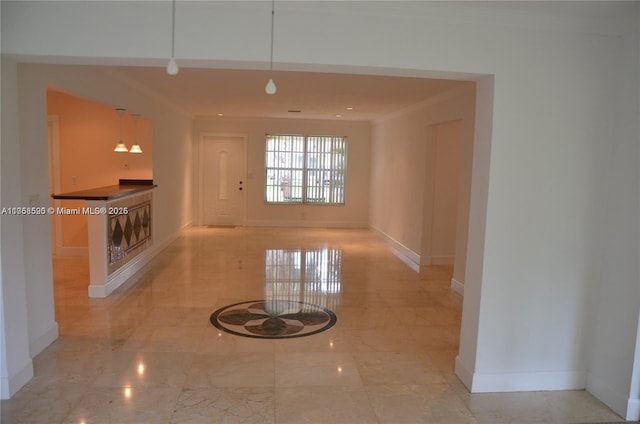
[210,300,337,339]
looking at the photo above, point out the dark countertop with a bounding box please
[52,180,156,201]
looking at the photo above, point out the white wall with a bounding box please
[193,118,370,228]
[428,119,463,265]
[0,58,34,399]
[1,1,639,418]
[370,84,476,287]
[15,64,60,362]
[585,8,640,417]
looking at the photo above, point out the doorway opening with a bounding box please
[37,67,493,402]
[47,89,155,316]
[421,119,464,295]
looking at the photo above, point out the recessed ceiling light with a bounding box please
[346,107,353,110]
[217,113,224,117]
[335,114,342,118]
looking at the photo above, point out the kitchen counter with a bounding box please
[52,179,156,201]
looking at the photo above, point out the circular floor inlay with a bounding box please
[210,300,337,339]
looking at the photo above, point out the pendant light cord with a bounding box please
[118,109,124,142]
[269,0,275,73]
[171,0,176,58]
[133,114,138,143]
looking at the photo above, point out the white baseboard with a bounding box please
[468,370,585,393]
[245,220,368,228]
[391,248,420,272]
[371,227,420,272]
[61,246,88,256]
[0,359,33,399]
[587,372,637,420]
[455,355,473,390]
[29,322,59,357]
[454,356,585,394]
[88,225,186,298]
[89,247,153,297]
[626,398,640,421]
[451,278,464,296]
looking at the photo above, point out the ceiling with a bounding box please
[108,66,471,121]
[57,1,634,122]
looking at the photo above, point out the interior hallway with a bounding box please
[0,227,623,423]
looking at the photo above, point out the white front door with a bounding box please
[200,134,247,226]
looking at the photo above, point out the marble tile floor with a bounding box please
[1,227,624,424]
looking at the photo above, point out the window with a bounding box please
[265,134,347,204]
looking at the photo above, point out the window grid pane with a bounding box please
[265,135,305,203]
[266,134,347,204]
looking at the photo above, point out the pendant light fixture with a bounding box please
[113,108,129,152]
[166,0,179,75]
[129,114,143,154]
[265,0,276,95]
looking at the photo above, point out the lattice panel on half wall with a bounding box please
[107,196,152,274]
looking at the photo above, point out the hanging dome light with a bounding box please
[265,78,276,95]
[129,114,143,153]
[167,58,179,76]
